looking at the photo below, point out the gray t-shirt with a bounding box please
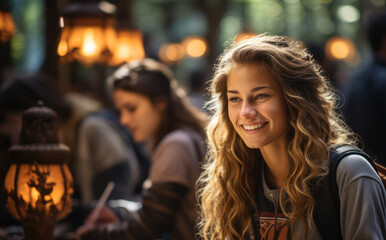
[257,154,386,239]
[147,128,203,240]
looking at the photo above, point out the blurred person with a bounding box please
[197,34,386,239]
[0,73,72,145]
[76,58,207,240]
[75,108,150,204]
[342,9,386,167]
[63,88,152,229]
[0,73,103,176]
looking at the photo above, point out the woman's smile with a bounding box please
[241,121,269,132]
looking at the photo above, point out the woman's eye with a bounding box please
[228,97,240,103]
[127,106,137,113]
[255,94,268,100]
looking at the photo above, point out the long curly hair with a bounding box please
[197,34,356,239]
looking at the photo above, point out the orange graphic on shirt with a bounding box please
[259,211,289,240]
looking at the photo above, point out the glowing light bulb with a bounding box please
[81,28,97,56]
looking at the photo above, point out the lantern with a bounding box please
[109,24,145,66]
[4,101,73,240]
[57,1,116,65]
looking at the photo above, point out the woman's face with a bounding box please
[113,89,164,142]
[227,63,289,150]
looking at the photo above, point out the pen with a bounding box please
[87,181,115,225]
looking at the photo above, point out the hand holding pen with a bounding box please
[76,181,121,240]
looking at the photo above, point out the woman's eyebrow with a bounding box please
[227,90,238,94]
[227,86,270,94]
[121,102,135,108]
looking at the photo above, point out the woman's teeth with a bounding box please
[242,122,268,130]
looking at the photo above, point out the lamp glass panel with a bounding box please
[57,27,70,56]
[5,163,72,218]
[68,26,84,50]
[110,30,144,65]
[105,26,116,52]
[73,26,108,64]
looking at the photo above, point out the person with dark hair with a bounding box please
[342,9,386,167]
[197,34,385,239]
[0,74,72,144]
[76,58,207,240]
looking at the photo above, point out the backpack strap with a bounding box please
[313,145,375,240]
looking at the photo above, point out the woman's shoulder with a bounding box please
[163,128,193,141]
[337,154,383,188]
[338,154,378,175]
[159,128,203,147]
[334,154,386,240]
[154,128,204,162]
[150,128,203,184]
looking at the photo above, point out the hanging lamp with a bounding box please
[57,0,116,65]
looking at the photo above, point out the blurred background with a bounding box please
[0,0,384,100]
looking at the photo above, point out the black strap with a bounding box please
[313,145,375,240]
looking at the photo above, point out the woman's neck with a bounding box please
[260,143,290,189]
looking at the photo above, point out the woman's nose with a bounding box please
[120,111,131,126]
[240,101,256,118]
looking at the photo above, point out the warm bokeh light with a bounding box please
[0,10,16,42]
[182,36,207,58]
[325,36,356,61]
[159,43,184,64]
[109,29,145,66]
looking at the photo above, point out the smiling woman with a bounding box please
[226,63,288,151]
[197,34,386,240]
